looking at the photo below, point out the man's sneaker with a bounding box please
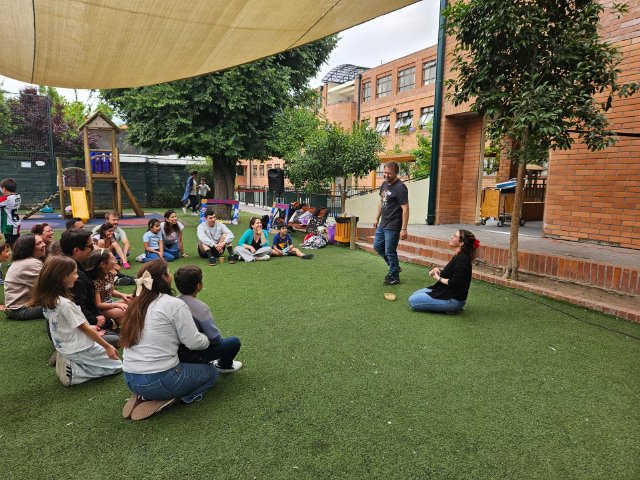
[256,255,270,261]
[383,276,400,286]
[227,255,236,264]
[182,206,187,214]
[301,254,314,260]
[213,359,243,373]
[208,256,217,266]
[130,398,177,421]
[55,352,73,387]
[191,212,199,216]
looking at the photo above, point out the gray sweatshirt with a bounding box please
[196,221,234,247]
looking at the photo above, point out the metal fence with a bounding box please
[236,186,343,217]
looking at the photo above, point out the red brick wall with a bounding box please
[544,1,640,249]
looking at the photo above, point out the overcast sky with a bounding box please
[0,1,440,108]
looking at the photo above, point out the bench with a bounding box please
[289,206,328,233]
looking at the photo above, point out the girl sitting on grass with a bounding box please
[28,256,122,387]
[94,222,130,269]
[142,219,173,262]
[120,259,217,421]
[85,248,132,329]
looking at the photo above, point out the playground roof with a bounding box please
[0,0,418,89]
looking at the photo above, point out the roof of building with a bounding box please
[321,64,370,84]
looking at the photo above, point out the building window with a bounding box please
[376,75,391,98]
[267,164,273,170]
[362,81,371,102]
[423,60,436,85]
[394,111,413,130]
[259,164,265,176]
[419,106,434,128]
[252,165,257,177]
[375,115,390,135]
[397,67,416,92]
[236,165,245,176]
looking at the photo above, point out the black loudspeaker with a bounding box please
[268,168,285,194]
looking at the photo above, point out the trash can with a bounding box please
[335,215,358,243]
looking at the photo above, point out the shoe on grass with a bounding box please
[208,256,217,266]
[256,255,270,261]
[131,398,177,421]
[301,254,314,260]
[227,255,236,264]
[122,394,144,419]
[182,206,187,214]
[383,276,400,286]
[122,261,130,269]
[213,359,243,373]
[55,352,73,387]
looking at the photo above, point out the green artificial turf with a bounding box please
[1,212,639,479]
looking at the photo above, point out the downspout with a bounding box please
[427,0,448,225]
[356,73,362,123]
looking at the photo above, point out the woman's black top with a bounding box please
[428,252,473,301]
[250,235,263,250]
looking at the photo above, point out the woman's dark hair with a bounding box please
[147,219,160,230]
[30,223,49,235]
[163,210,180,236]
[85,248,112,280]
[27,256,77,309]
[11,234,38,261]
[96,222,114,239]
[458,229,478,260]
[120,260,173,348]
[249,216,261,227]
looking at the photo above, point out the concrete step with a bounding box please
[363,236,453,263]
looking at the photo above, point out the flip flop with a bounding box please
[130,398,177,421]
[122,394,144,419]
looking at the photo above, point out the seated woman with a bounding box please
[408,229,479,313]
[0,242,11,308]
[160,209,185,260]
[93,222,130,269]
[234,217,272,262]
[30,223,55,258]
[120,259,217,421]
[4,234,47,319]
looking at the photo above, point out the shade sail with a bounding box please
[0,0,418,89]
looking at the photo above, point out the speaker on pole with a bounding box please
[268,168,285,194]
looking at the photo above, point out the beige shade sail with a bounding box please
[0,0,419,89]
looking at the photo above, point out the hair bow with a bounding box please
[473,239,481,249]
[135,270,154,296]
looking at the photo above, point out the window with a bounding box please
[423,60,436,85]
[362,81,371,102]
[394,111,413,130]
[376,75,391,98]
[375,115,390,135]
[252,165,257,177]
[267,164,273,170]
[236,165,245,176]
[397,67,415,92]
[259,164,265,176]
[419,106,434,128]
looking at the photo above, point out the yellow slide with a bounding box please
[69,187,90,223]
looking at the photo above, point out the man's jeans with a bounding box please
[178,336,241,369]
[373,226,401,277]
[124,362,218,404]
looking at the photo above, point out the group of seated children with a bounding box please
[196,209,313,265]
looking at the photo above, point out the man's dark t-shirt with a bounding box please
[379,179,409,231]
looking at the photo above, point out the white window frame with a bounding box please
[423,60,436,85]
[397,67,416,92]
[394,111,413,130]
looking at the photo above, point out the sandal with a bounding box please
[130,398,177,421]
[122,394,144,418]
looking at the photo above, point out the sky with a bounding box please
[0,1,440,108]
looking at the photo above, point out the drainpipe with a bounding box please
[355,73,362,123]
[427,0,448,225]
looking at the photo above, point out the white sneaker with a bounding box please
[190,212,199,216]
[256,255,270,261]
[55,352,73,387]
[213,359,243,373]
[182,206,187,214]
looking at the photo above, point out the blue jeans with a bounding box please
[178,336,241,368]
[164,244,180,260]
[144,251,176,262]
[373,226,401,277]
[408,288,466,313]
[124,362,218,404]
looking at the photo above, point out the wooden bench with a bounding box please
[289,206,328,232]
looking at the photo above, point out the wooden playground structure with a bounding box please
[56,112,143,221]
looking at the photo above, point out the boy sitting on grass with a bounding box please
[174,265,242,373]
[271,224,313,260]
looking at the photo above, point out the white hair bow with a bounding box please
[135,270,154,296]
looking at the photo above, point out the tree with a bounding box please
[278,113,384,211]
[100,38,337,214]
[0,90,14,146]
[444,0,639,280]
[411,122,433,179]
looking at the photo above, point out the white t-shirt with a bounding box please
[123,294,209,374]
[45,296,94,355]
[159,221,184,245]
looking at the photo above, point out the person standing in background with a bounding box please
[181,171,199,215]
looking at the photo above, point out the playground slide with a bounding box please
[69,187,90,223]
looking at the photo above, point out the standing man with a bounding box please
[197,209,236,265]
[373,162,409,285]
[181,171,199,215]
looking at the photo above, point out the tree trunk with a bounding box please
[341,184,347,214]
[503,159,526,280]
[211,155,236,219]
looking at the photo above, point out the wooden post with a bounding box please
[83,128,93,218]
[349,216,358,250]
[56,157,65,216]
